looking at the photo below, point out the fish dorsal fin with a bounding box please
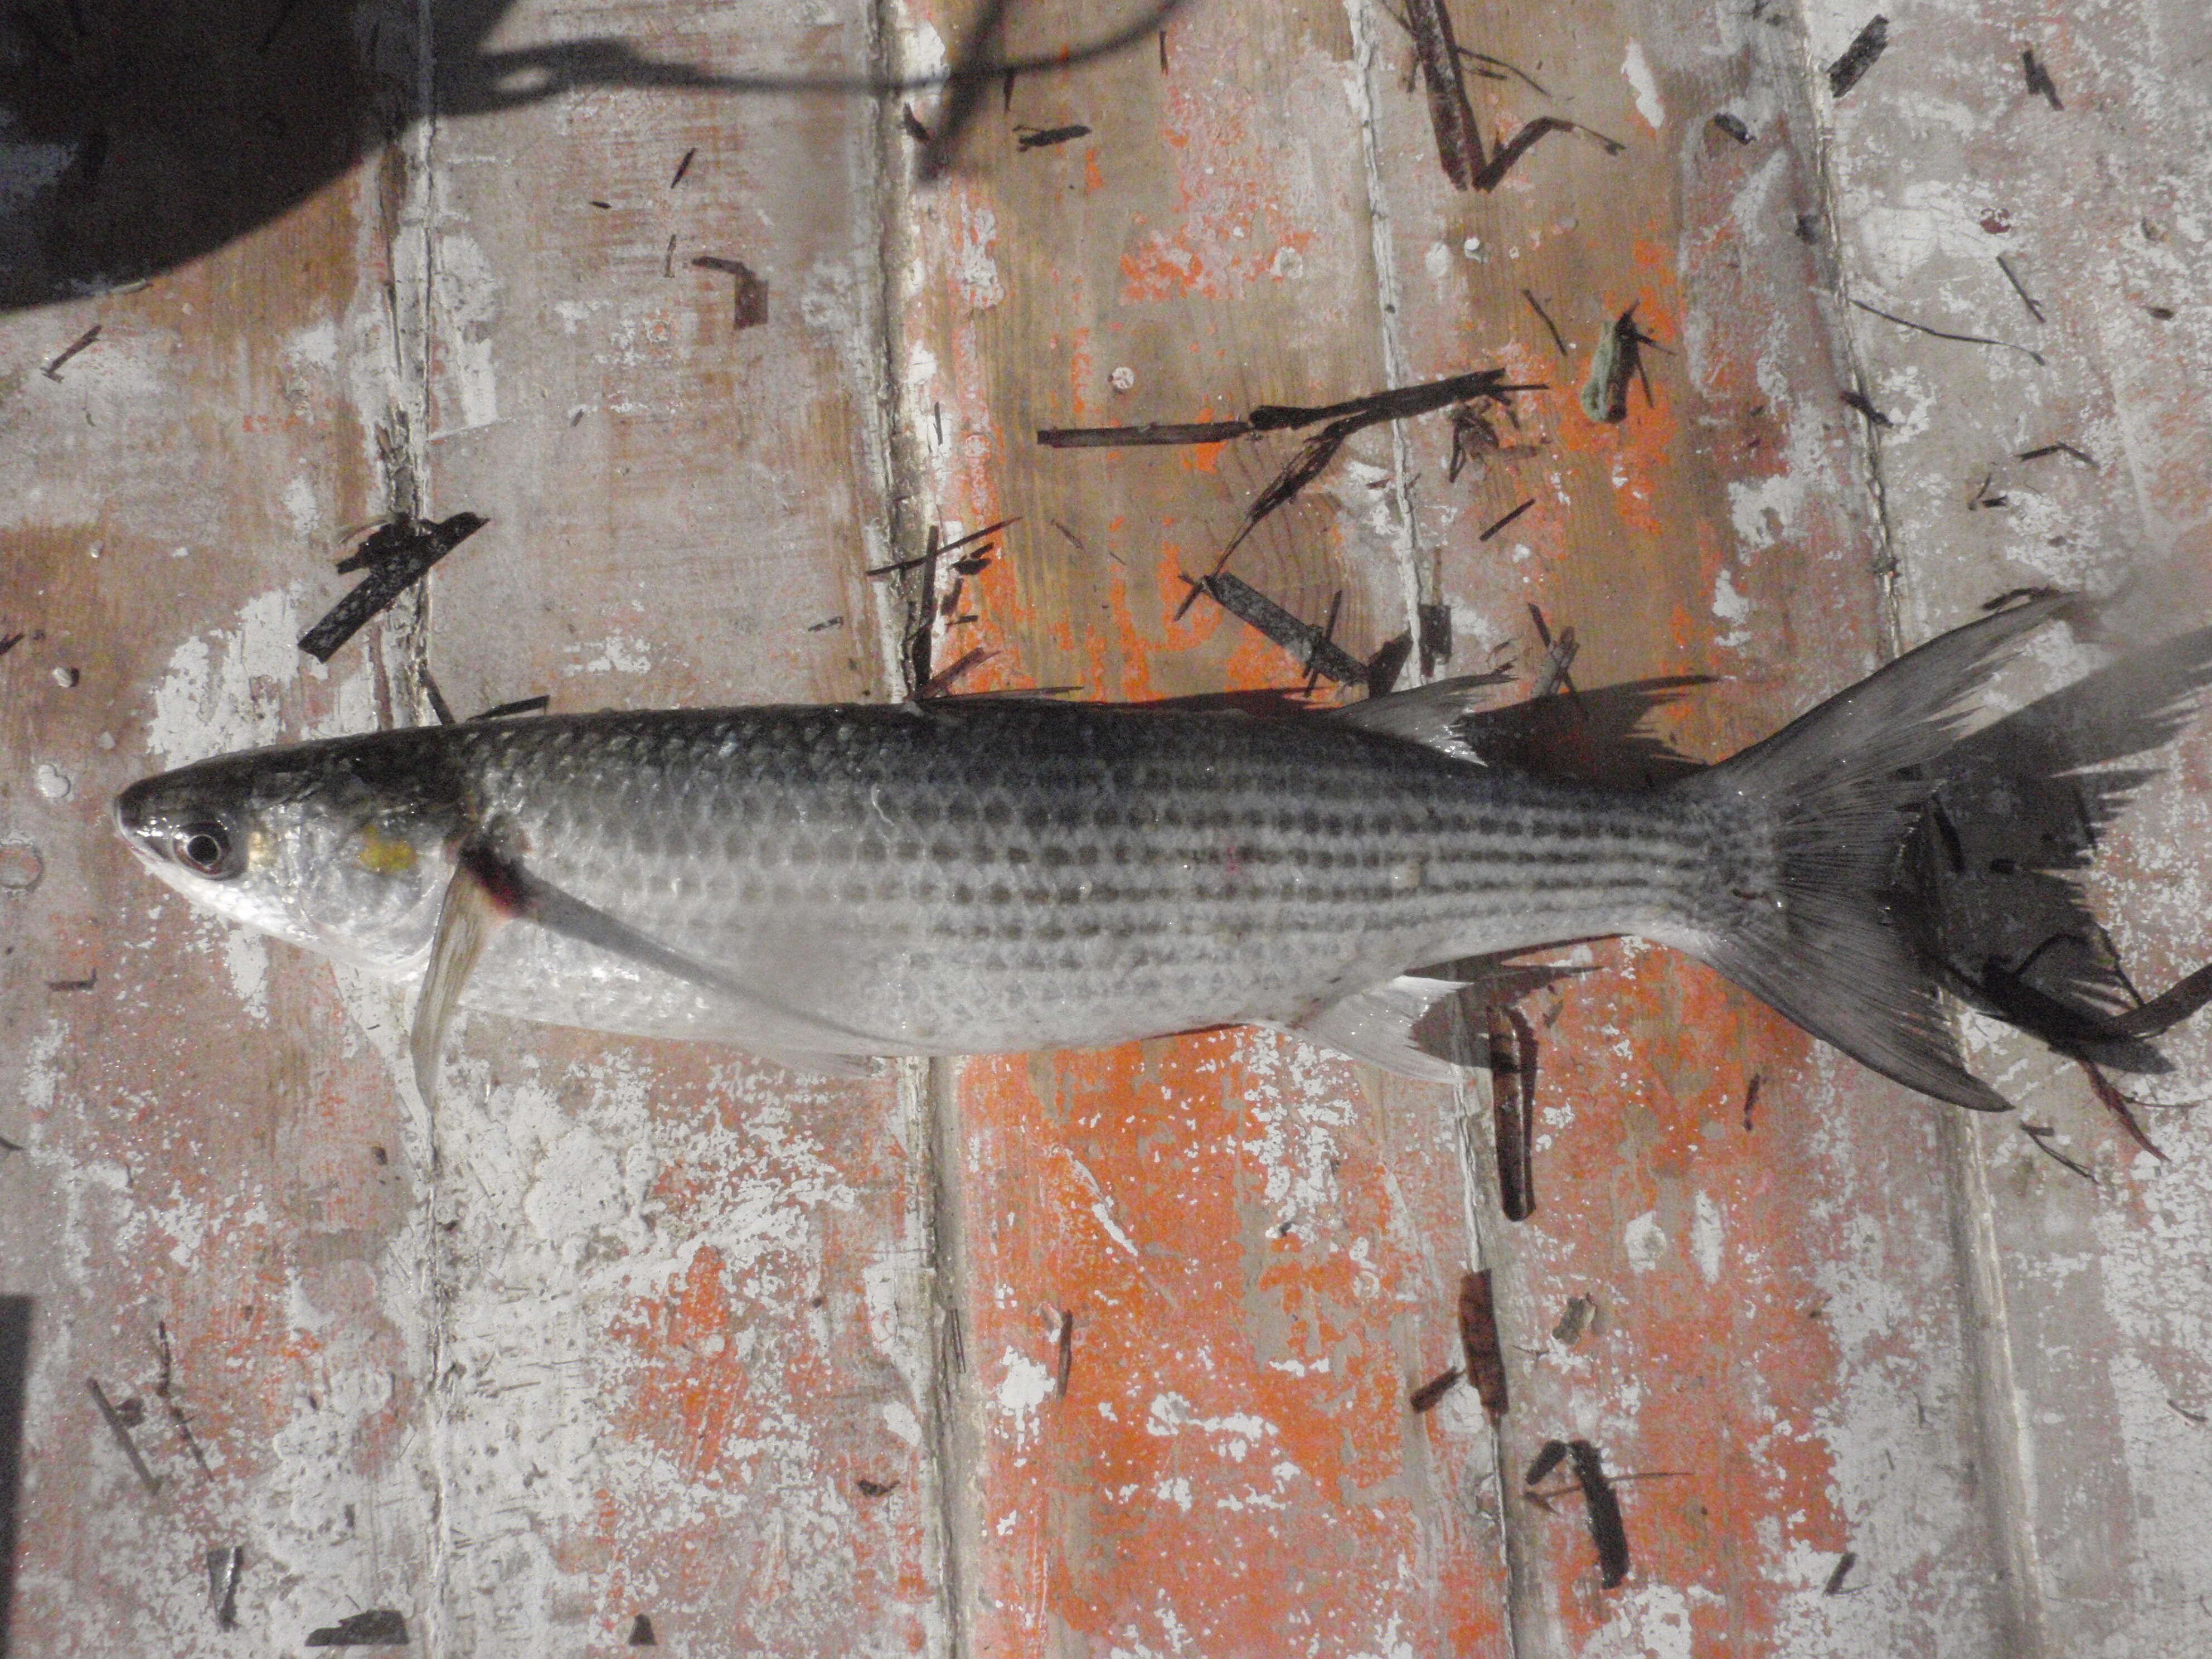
[412,842,528,1106]
[410,840,886,1105]
[1275,975,1479,1081]
[1323,673,1513,761]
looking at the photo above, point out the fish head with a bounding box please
[114,740,469,972]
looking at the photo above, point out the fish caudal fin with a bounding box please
[1675,595,2079,1112]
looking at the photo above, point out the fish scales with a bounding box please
[436,702,1709,1050]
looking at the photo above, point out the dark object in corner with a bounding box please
[691,256,768,329]
[1567,1440,1632,1588]
[1710,113,1753,144]
[1827,16,1890,100]
[0,1299,29,1659]
[206,1546,244,1629]
[1457,1269,1508,1419]
[2021,48,2062,110]
[299,514,487,663]
[42,323,101,380]
[1580,307,1660,424]
[628,1612,657,1645]
[1841,389,1894,429]
[1409,1366,1462,1412]
[304,1608,410,1646]
[1016,124,1091,151]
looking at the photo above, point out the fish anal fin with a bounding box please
[751,1049,879,1080]
[1279,975,1480,1082]
[413,842,527,1105]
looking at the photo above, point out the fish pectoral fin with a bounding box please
[413,843,887,1103]
[412,842,530,1106]
[1278,976,1480,1082]
[509,867,891,1060]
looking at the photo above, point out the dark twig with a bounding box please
[1567,1440,1632,1587]
[1851,298,2046,365]
[1303,590,1345,693]
[1409,1367,1463,1412]
[299,514,486,663]
[1479,499,1535,542]
[475,695,551,720]
[1037,420,1251,448]
[154,1321,212,1478]
[304,1609,409,1646]
[87,1378,162,1494]
[1045,367,1533,612]
[41,323,100,380]
[868,517,1017,576]
[1398,0,1484,187]
[1487,1005,1535,1219]
[1522,289,1570,358]
[1016,123,1092,151]
[2022,1122,2094,1181]
[1187,575,1366,685]
[1841,389,1894,429]
[1526,1440,1570,1488]
[1823,1550,1857,1596]
[419,667,458,727]
[2021,48,2063,110]
[207,1546,244,1628]
[1827,16,1890,100]
[670,146,697,187]
[2017,442,2097,468]
[919,647,996,699]
[1996,254,2045,324]
[1458,1270,1508,1419]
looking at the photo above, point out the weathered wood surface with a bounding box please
[3,0,2209,1654]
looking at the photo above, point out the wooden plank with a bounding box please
[881,0,1514,1652]
[1806,0,2212,1649]
[1362,1,2019,1651]
[1,110,436,1651]
[401,0,939,1651]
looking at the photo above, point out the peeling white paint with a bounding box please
[564,636,652,675]
[1621,42,1666,132]
[951,202,1005,311]
[1713,567,1752,649]
[428,232,501,434]
[146,588,316,766]
[1691,1190,1723,1283]
[1624,1210,1668,1273]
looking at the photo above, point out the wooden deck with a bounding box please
[3,0,2209,1653]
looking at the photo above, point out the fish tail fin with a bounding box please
[1670,596,2078,1111]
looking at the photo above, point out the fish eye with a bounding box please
[174,821,238,877]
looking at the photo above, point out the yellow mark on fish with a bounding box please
[358,826,418,874]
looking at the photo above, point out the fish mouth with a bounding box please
[112,779,161,860]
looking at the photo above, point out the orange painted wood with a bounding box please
[1366,4,2019,1650]
[884,0,1515,1651]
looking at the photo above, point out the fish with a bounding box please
[114,594,2121,1110]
